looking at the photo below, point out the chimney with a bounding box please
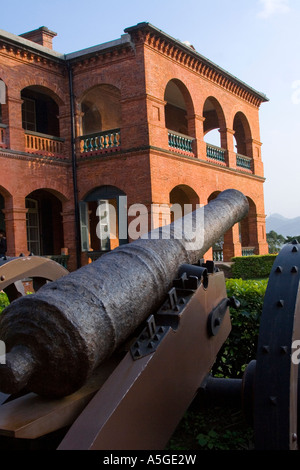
[19,26,57,50]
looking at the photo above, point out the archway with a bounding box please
[80,185,127,256]
[21,86,60,136]
[164,79,194,137]
[80,84,121,136]
[25,189,64,256]
[169,185,200,222]
[240,197,258,255]
[233,112,252,157]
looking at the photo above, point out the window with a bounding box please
[26,198,40,255]
[22,98,36,131]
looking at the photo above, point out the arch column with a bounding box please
[6,95,24,152]
[61,203,77,271]
[146,96,169,149]
[223,223,242,261]
[219,128,236,168]
[246,138,264,176]
[248,213,269,255]
[2,198,28,256]
[187,114,206,158]
[151,202,171,230]
[57,104,72,158]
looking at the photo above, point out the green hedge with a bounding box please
[212,278,268,378]
[0,291,9,313]
[231,254,277,280]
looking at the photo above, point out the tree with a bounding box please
[266,230,286,254]
[284,235,300,244]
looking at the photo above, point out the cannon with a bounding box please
[0,189,299,450]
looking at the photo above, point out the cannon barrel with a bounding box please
[0,189,248,397]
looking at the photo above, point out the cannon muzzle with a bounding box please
[0,189,248,397]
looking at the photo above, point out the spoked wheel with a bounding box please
[254,241,300,450]
[0,255,68,302]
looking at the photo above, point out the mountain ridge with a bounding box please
[266,213,300,237]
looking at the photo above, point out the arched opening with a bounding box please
[80,185,127,259]
[169,185,200,222]
[164,80,195,153]
[164,80,191,135]
[233,112,252,157]
[80,84,121,135]
[79,85,121,153]
[25,189,64,257]
[240,197,258,255]
[21,86,60,136]
[203,97,226,163]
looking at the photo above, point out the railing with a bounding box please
[25,131,65,158]
[79,129,121,154]
[0,123,7,148]
[44,254,69,269]
[213,249,224,261]
[86,251,106,263]
[206,144,226,164]
[168,131,194,153]
[242,247,255,256]
[236,154,252,172]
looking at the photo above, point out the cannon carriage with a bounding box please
[0,189,299,450]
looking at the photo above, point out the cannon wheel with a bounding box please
[0,255,69,302]
[254,241,300,450]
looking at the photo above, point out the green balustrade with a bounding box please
[206,144,226,162]
[168,131,193,153]
[236,154,252,170]
[80,129,121,154]
[242,247,255,256]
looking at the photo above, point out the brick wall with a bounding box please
[0,23,269,271]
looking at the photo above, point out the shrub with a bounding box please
[0,291,9,314]
[231,254,277,279]
[212,278,268,378]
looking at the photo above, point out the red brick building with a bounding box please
[0,22,269,271]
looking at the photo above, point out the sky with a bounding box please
[1,0,300,219]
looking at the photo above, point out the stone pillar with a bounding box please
[223,223,242,261]
[121,96,152,150]
[151,203,171,230]
[246,138,264,177]
[61,205,77,271]
[249,213,269,255]
[219,128,236,168]
[187,114,206,159]
[3,201,28,257]
[58,104,73,159]
[145,96,170,151]
[203,246,213,262]
[6,95,25,152]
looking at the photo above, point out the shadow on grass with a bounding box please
[166,398,254,451]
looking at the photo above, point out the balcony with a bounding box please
[236,154,253,173]
[168,130,194,155]
[79,129,121,156]
[206,143,226,166]
[213,246,256,261]
[242,247,255,256]
[25,131,65,159]
[43,254,69,269]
